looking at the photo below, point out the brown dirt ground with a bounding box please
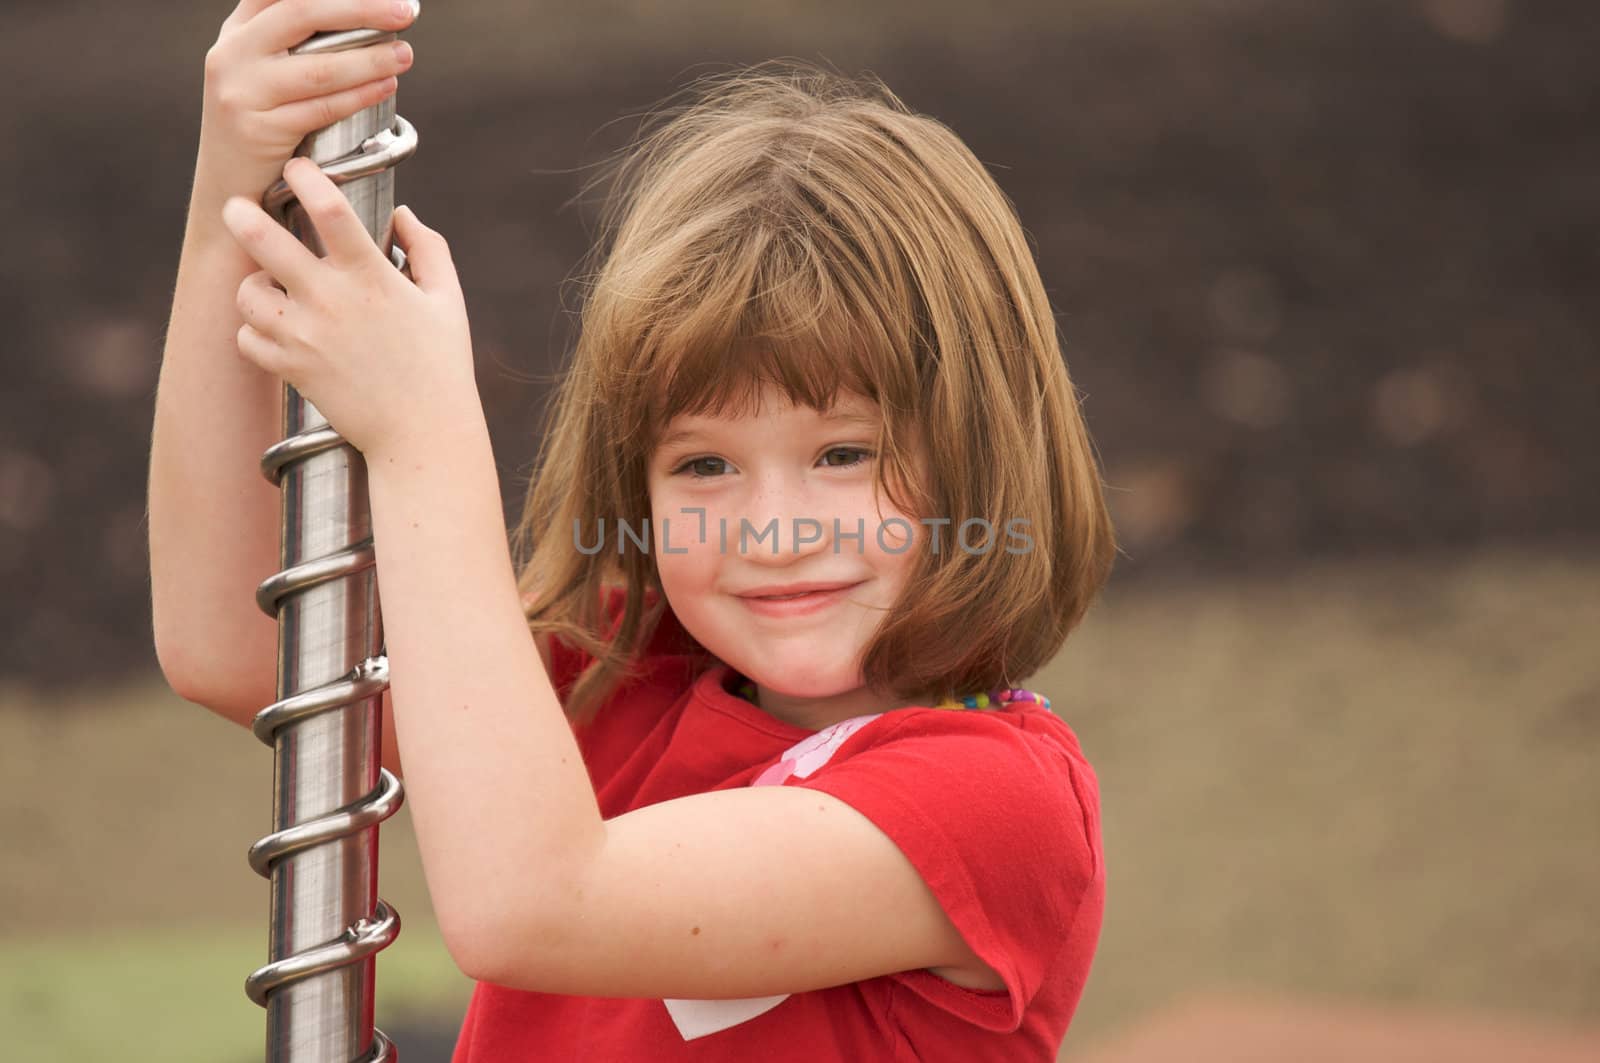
[4,551,1596,1057]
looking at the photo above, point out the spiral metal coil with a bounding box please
[247,5,420,1060]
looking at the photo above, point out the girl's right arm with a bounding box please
[149,0,417,775]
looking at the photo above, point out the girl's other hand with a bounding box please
[198,0,418,205]
[222,157,477,462]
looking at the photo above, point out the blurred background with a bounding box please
[2,0,1597,1059]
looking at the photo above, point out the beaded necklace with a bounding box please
[732,674,1051,712]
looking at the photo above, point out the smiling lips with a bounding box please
[736,581,863,616]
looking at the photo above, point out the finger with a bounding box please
[236,321,292,379]
[283,157,387,266]
[226,0,279,29]
[265,38,411,105]
[236,269,293,334]
[270,75,398,132]
[222,194,321,294]
[250,0,417,57]
[392,205,461,297]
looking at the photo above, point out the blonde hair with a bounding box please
[511,60,1116,725]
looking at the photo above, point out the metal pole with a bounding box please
[242,5,421,1059]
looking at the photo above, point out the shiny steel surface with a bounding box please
[248,4,420,1060]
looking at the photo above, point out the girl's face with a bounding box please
[646,381,928,732]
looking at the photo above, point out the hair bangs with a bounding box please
[629,214,906,452]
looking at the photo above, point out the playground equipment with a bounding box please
[243,4,420,1059]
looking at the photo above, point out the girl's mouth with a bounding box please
[738,583,861,617]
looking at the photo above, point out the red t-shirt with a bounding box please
[451,590,1105,1061]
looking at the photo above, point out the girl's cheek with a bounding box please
[852,490,916,556]
[653,507,723,560]
[871,519,918,557]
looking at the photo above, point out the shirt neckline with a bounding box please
[692,663,1053,746]
[692,664,824,742]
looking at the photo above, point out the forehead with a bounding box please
[654,391,882,449]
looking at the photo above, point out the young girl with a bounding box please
[149,3,1116,1059]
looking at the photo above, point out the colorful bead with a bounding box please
[732,673,1049,712]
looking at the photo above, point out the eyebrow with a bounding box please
[655,410,880,451]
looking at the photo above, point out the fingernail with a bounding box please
[393,1,414,18]
[393,41,413,65]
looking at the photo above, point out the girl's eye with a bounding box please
[670,447,874,479]
[820,446,873,469]
[677,457,729,479]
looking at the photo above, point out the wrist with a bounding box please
[365,394,493,479]
[191,140,280,213]
[183,154,285,264]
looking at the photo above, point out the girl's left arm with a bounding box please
[222,161,995,999]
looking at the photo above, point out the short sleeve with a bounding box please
[539,585,695,706]
[787,710,1103,1032]
[544,625,593,705]
[542,589,703,799]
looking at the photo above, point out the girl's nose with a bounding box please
[739,478,831,559]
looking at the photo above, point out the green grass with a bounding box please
[0,678,471,1061]
[0,923,470,1063]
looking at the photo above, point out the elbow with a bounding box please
[151,599,219,707]
[440,849,597,989]
[448,918,575,991]
[153,635,262,732]
[439,907,526,986]
[441,929,494,984]
[153,634,207,706]
[150,602,278,731]
[150,584,198,696]
[441,890,560,986]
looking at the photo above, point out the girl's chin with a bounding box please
[731,670,866,701]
